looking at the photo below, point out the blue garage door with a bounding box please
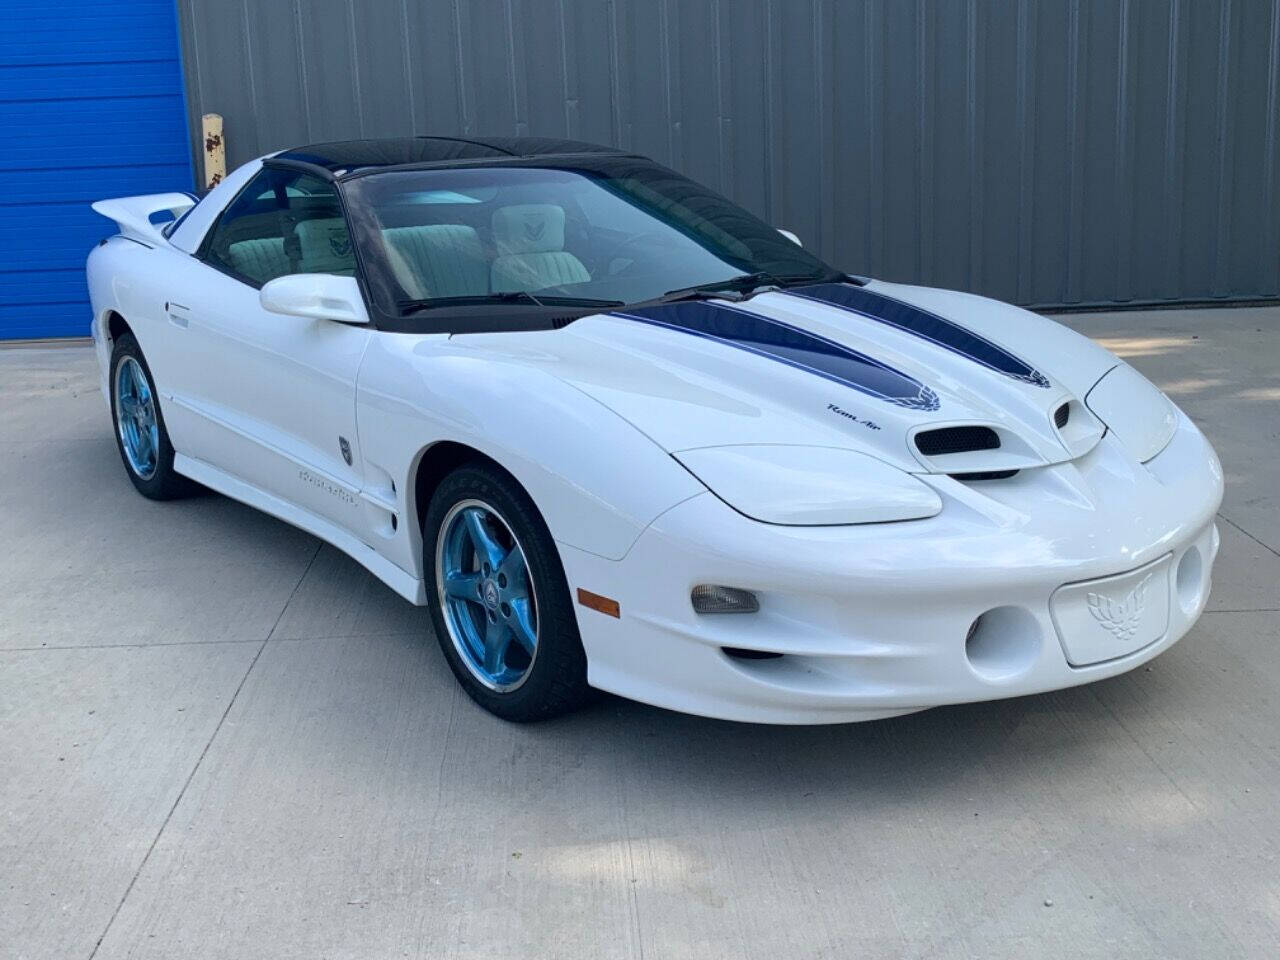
[0,0,193,339]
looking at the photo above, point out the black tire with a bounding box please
[108,333,192,500]
[423,463,589,721]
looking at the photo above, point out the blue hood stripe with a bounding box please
[787,283,1051,388]
[611,300,940,411]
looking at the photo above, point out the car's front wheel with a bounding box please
[422,463,589,721]
[109,333,190,500]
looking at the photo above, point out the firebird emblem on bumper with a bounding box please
[1087,574,1153,642]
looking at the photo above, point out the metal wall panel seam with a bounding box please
[1113,0,1134,302]
[1212,0,1237,297]
[1014,0,1036,304]
[1265,0,1280,295]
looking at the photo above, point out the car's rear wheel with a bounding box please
[423,463,589,721]
[109,333,190,500]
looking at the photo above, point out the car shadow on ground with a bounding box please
[359,620,1186,819]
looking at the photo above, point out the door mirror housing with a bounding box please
[777,228,802,247]
[259,274,370,325]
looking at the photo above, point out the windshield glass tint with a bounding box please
[342,159,839,315]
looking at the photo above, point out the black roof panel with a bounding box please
[274,136,623,173]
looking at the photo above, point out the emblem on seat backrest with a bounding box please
[523,217,547,243]
[1087,574,1152,642]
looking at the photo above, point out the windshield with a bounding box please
[340,156,841,324]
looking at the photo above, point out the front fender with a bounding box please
[356,332,707,566]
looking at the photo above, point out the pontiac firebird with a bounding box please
[86,137,1223,723]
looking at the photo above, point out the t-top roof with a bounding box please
[273,136,625,173]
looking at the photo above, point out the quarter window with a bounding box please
[202,168,356,286]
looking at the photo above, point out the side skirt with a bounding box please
[174,453,428,606]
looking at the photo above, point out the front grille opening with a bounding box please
[950,469,1019,482]
[722,647,784,661]
[1054,402,1071,428]
[915,425,1000,457]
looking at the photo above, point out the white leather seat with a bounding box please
[490,204,589,293]
[227,237,290,283]
[383,224,489,299]
[293,217,357,276]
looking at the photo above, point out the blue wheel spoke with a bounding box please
[508,597,537,655]
[497,544,528,592]
[443,571,482,601]
[483,620,512,674]
[463,508,507,571]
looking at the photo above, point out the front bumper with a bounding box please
[561,410,1223,724]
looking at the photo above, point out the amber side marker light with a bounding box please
[577,588,621,618]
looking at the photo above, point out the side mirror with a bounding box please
[259,274,370,325]
[777,228,802,247]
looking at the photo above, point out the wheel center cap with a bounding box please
[483,580,500,607]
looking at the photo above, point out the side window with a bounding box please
[201,169,356,286]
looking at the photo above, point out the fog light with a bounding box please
[691,584,759,614]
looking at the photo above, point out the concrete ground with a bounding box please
[1,306,1277,960]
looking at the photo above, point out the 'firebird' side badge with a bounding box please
[339,436,352,466]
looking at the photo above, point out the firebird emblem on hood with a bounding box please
[1087,574,1152,642]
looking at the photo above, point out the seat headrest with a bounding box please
[293,217,356,274]
[492,204,567,255]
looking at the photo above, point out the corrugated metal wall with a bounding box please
[177,0,1280,310]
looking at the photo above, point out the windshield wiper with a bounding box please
[662,271,778,300]
[660,271,833,304]
[398,292,542,314]
[533,295,627,308]
[397,292,629,315]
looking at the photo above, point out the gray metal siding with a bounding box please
[177,0,1280,309]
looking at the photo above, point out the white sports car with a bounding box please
[87,136,1223,724]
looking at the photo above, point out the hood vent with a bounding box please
[1054,402,1070,428]
[915,425,1000,457]
[951,469,1019,482]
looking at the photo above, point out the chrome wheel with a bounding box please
[435,499,539,692]
[114,356,159,480]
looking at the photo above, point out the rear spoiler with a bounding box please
[91,193,197,246]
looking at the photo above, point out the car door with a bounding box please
[162,166,373,538]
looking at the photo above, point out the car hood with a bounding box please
[449,279,1120,475]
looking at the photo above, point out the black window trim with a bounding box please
[194,163,370,301]
[334,151,648,183]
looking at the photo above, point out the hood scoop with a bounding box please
[914,425,1000,457]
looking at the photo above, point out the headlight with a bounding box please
[673,445,942,525]
[1085,363,1178,463]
